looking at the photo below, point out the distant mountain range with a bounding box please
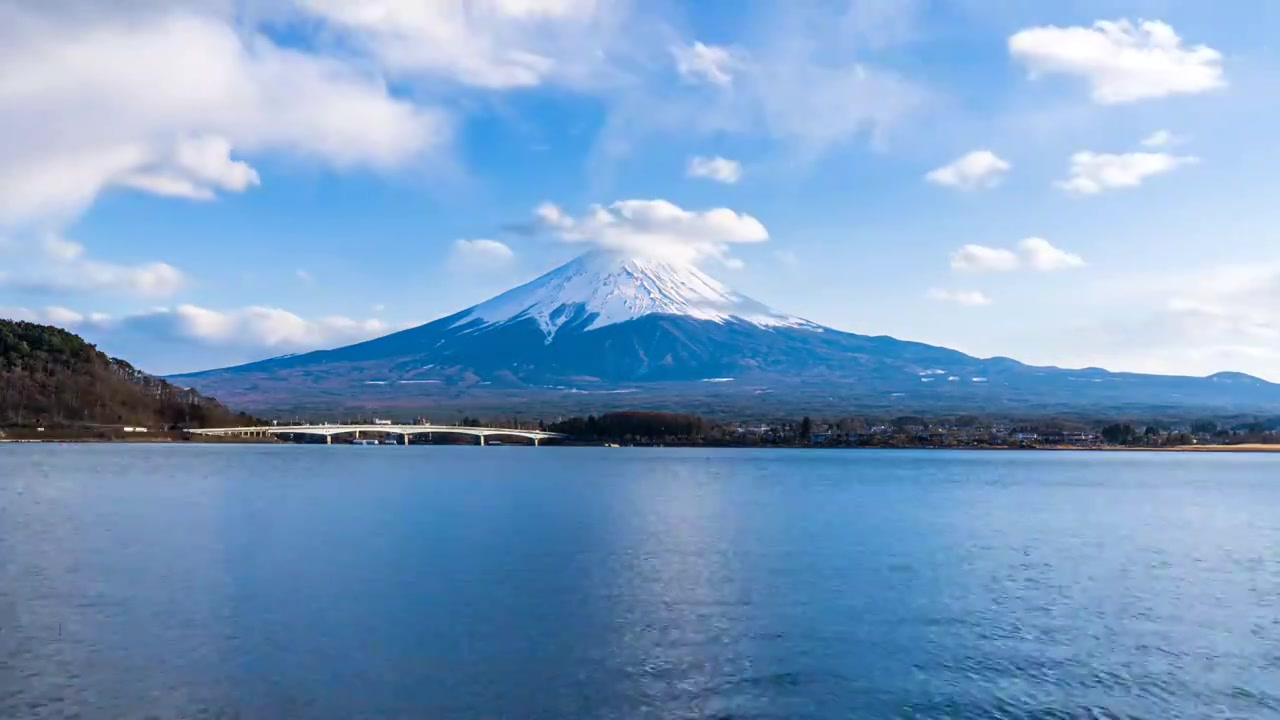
[171,252,1280,417]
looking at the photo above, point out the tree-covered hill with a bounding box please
[1,319,254,429]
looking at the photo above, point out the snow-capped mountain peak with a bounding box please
[177,254,1280,415]
[455,251,815,340]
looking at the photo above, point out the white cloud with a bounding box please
[298,0,616,90]
[42,305,88,325]
[686,155,743,184]
[1056,150,1197,195]
[0,5,448,227]
[0,304,111,328]
[115,134,260,201]
[0,306,39,323]
[1009,19,1225,104]
[950,238,1085,272]
[112,304,391,350]
[531,199,768,267]
[25,261,185,297]
[0,299,401,373]
[296,269,314,283]
[114,174,215,202]
[927,288,992,307]
[534,201,572,229]
[2,305,84,326]
[1140,129,1183,148]
[40,234,86,262]
[671,42,741,87]
[925,150,1011,190]
[451,238,515,268]
[0,234,186,296]
[1018,237,1085,271]
[950,244,1019,272]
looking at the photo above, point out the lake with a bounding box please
[2,445,1279,719]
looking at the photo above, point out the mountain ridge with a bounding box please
[170,252,1280,416]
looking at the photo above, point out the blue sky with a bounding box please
[3,0,1280,379]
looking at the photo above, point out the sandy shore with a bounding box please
[1141,443,1280,453]
[1030,443,1280,453]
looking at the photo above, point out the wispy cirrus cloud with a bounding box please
[672,41,742,88]
[451,238,515,270]
[1064,264,1280,380]
[600,13,931,169]
[299,0,623,90]
[773,249,799,267]
[927,288,992,306]
[0,235,185,297]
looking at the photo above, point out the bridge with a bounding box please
[187,424,563,445]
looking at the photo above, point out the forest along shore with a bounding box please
[5,433,1280,452]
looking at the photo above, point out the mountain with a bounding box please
[171,252,1280,417]
[458,252,819,337]
[1,319,254,429]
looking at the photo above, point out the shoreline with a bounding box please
[5,437,1280,452]
[1074,443,1280,453]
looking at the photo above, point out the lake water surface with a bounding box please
[2,446,1279,719]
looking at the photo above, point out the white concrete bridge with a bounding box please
[187,424,563,445]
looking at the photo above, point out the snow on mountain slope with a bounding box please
[455,251,818,340]
[171,250,1280,414]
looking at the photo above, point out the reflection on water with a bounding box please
[2,446,1279,718]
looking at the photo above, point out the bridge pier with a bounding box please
[479,435,485,447]
[325,435,331,445]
